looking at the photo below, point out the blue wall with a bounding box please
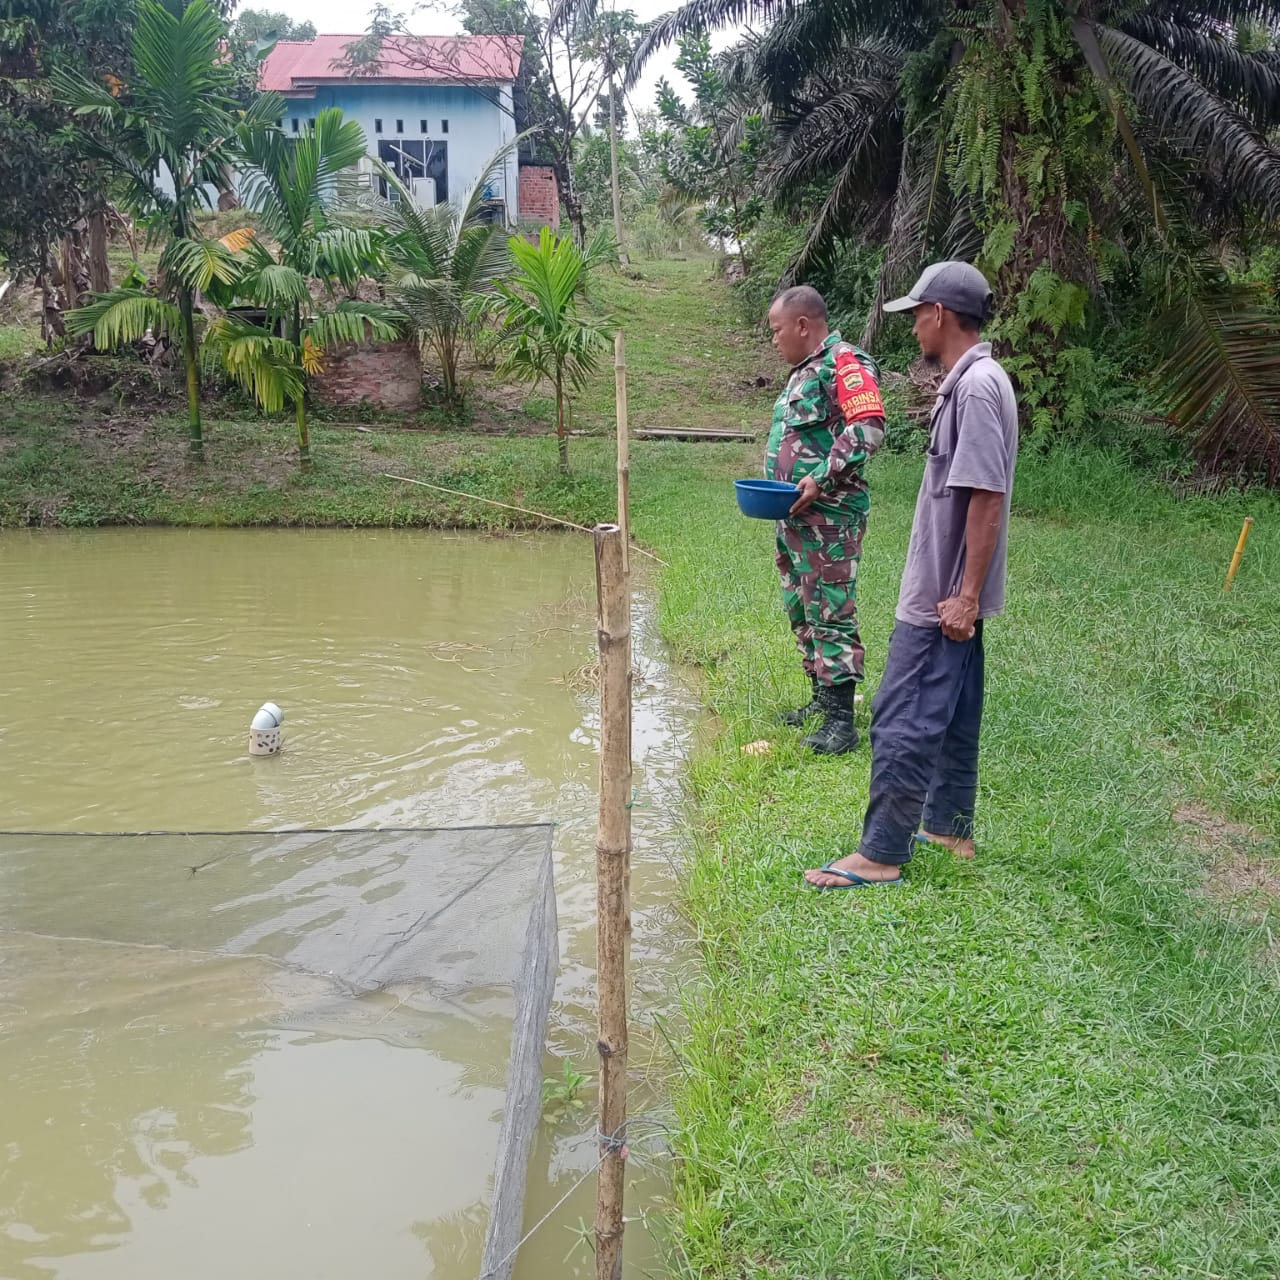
[284,83,518,220]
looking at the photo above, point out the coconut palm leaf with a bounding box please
[491,227,616,468]
[237,261,312,311]
[238,108,370,257]
[378,137,527,404]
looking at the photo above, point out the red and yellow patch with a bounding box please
[834,350,884,422]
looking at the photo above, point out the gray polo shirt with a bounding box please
[896,342,1019,628]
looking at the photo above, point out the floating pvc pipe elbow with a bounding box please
[249,702,283,756]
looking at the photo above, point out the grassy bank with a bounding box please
[641,450,1280,1277]
[0,257,771,530]
[4,256,1280,1275]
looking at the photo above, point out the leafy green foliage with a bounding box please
[56,0,258,458]
[491,226,617,468]
[214,108,406,467]
[631,0,1280,477]
[381,139,521,405]
[0,0,135,278]
[648,34,767,262]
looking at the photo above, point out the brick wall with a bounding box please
[518,164,560,230]
[311,338,421,413]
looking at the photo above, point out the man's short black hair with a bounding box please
[771,284,828,324]
[955,312,983,333]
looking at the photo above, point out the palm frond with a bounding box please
[66,289,185,348]
[219,227,258,254]
[131,0,238,152]
[304,301,405,349]
[1095,23,1280,220]
[1152,278,1280,482]
[238,262,312,310]
[159,236,242,291]
[1117,17,1280,129]
[203,315,304,413]
[627,0,930,87]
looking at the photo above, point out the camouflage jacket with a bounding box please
[764,332,886,526]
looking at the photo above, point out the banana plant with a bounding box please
[210,108,404,468]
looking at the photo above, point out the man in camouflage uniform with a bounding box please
[765,285,885,754]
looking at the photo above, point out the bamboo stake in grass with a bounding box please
[615,331,630,579]
[593,523,631,1280]
[1224,516,1254,592]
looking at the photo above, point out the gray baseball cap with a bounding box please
[883,261,994,321]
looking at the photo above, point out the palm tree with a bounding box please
[210,108,404,468]
[57,0,273,461]
[380,139,523,408]
[490,227,617,470]
[631,0,1280,478]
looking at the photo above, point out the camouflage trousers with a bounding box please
[775,520,866,686]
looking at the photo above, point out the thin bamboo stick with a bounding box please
[615,331,631,579]
[1224,516,1254,592]
[593,523,631,1280]
[379,474,668,566]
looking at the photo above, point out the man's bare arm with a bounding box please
[937,488,1004,640]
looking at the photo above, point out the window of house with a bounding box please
[440,119,449,134]
[374,118,383,133]
[291,118,299,133]
[395,118,404,133]
[420,119,428,133]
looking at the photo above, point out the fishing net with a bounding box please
[0,826,557,1280]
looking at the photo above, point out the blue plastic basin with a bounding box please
[735,478,801,520]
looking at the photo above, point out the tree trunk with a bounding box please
[607,72,626,260]
[295,394,313,469]
[554,158,587,249]
[88,210,110,294]
[215,161,239,211]
[555,367,569,471]
[178,287,204,461]
[37,259,66,345]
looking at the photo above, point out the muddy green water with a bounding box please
[0,530,697,1280]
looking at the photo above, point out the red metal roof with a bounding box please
[260,34,524,92]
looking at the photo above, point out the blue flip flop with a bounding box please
[809,861,904,890]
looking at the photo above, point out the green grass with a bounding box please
[2,255,1280,1275]
[639,448,1280,1277]
[0,324,37,359]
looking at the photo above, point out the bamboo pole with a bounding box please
[615,331,630,579]
[1224,516,1254,592]
[593,523,632,1280]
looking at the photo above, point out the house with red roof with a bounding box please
[260,33,548,225]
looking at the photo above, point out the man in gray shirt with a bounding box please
[804,262,1019,888]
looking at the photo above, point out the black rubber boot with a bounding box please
[802,682,860,755]
[778,674,821,728]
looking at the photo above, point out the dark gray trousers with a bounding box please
[859,620,985,867]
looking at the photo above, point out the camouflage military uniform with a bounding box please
[765,333,885,686]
